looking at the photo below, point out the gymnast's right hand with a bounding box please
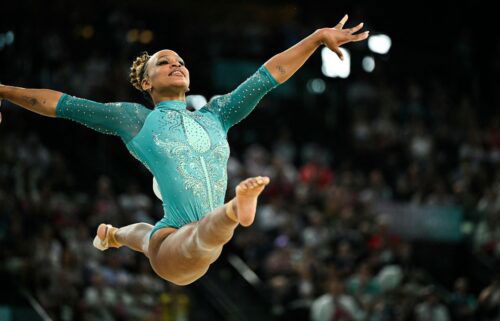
[319,15,369,61]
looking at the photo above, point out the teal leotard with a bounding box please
[56,65,279,236]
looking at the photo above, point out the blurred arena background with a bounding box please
[1,0,498,320]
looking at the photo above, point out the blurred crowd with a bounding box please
[1,70,499,320]
[227,75,500,320]
[0,133,192,321]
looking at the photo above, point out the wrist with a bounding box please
[313,28,328,46]
[0,85,13,100]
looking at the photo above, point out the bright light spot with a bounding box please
[362,56,375,72]
[187,95,207,110]
[139,30,154,44]
[321,47,350,78]
[5,31,14,45]
[307,78,326,94]
[368,34,392,54]
[127,29,139,43]
[152,177,162,200]
[81,25,95,39]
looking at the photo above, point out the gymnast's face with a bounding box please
[142,49,190,95]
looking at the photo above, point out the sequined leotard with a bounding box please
[56,65,279,236]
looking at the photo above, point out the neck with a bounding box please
[151,89,186,105]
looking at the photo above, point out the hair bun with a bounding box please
[129,52,150,91]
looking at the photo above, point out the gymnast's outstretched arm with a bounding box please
[264,14,369,84]
[206,15,369,132]
[0,84,150,142]
[0,85,62,117]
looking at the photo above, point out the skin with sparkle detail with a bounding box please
[0,15,368,285]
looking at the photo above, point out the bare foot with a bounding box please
[234,176,270,227]
[93,223,121,251]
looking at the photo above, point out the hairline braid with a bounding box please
[130,51,151,92]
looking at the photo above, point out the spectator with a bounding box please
[449,277,477,321]
[414,286,450,321]
[477,278,500,321]
[310,277,365,321]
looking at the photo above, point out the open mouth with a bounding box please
[169,70,184,77]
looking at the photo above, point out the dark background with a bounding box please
[1,1,499,320]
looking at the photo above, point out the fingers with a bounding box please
[339,31,369,46]
[350,31,370,42]
[346,22,364,34]
[332,46,344,61]
[335,14,348,29]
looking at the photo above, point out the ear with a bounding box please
[141,77,151,92]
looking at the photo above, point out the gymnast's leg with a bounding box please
[148,176,270,285]
[93,222,154,255]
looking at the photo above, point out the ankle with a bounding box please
[108,227,122,248]
[225,200,238,223]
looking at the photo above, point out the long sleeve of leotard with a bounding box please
[206,65,279,132]
[55,94,151,142]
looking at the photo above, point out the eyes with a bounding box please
[158,59,186,67]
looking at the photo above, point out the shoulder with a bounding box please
[109,102,152,117]
[195,103,224,126]
[204,95,230,111]
[105,101,150,110]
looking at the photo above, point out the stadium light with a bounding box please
[5,31,14,45]
[139,30,154,44]
[81,25,94,39]
[368,34,392,54]
[321,47,350,78]
[187,95,207,110]
[307,78,326,94]
[127,29,139,43]
[362,56,375,72]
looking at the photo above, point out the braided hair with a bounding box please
[129,51,153,105]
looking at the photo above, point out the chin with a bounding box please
[169,78,189,87]
[159,81,189,92]
[171,83,189,92]
[172,82,190,91]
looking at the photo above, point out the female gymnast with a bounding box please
[0,15,368,285]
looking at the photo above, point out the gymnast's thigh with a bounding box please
[147,223,222,285]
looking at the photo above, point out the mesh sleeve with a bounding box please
[206,65,279,132]
[55,94,151,142]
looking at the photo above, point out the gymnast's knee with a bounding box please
[170,277,196,286]
[169,267,209,286]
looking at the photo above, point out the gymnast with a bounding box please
[0,15,368,285]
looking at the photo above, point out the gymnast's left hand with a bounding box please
[318,14,369,61]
